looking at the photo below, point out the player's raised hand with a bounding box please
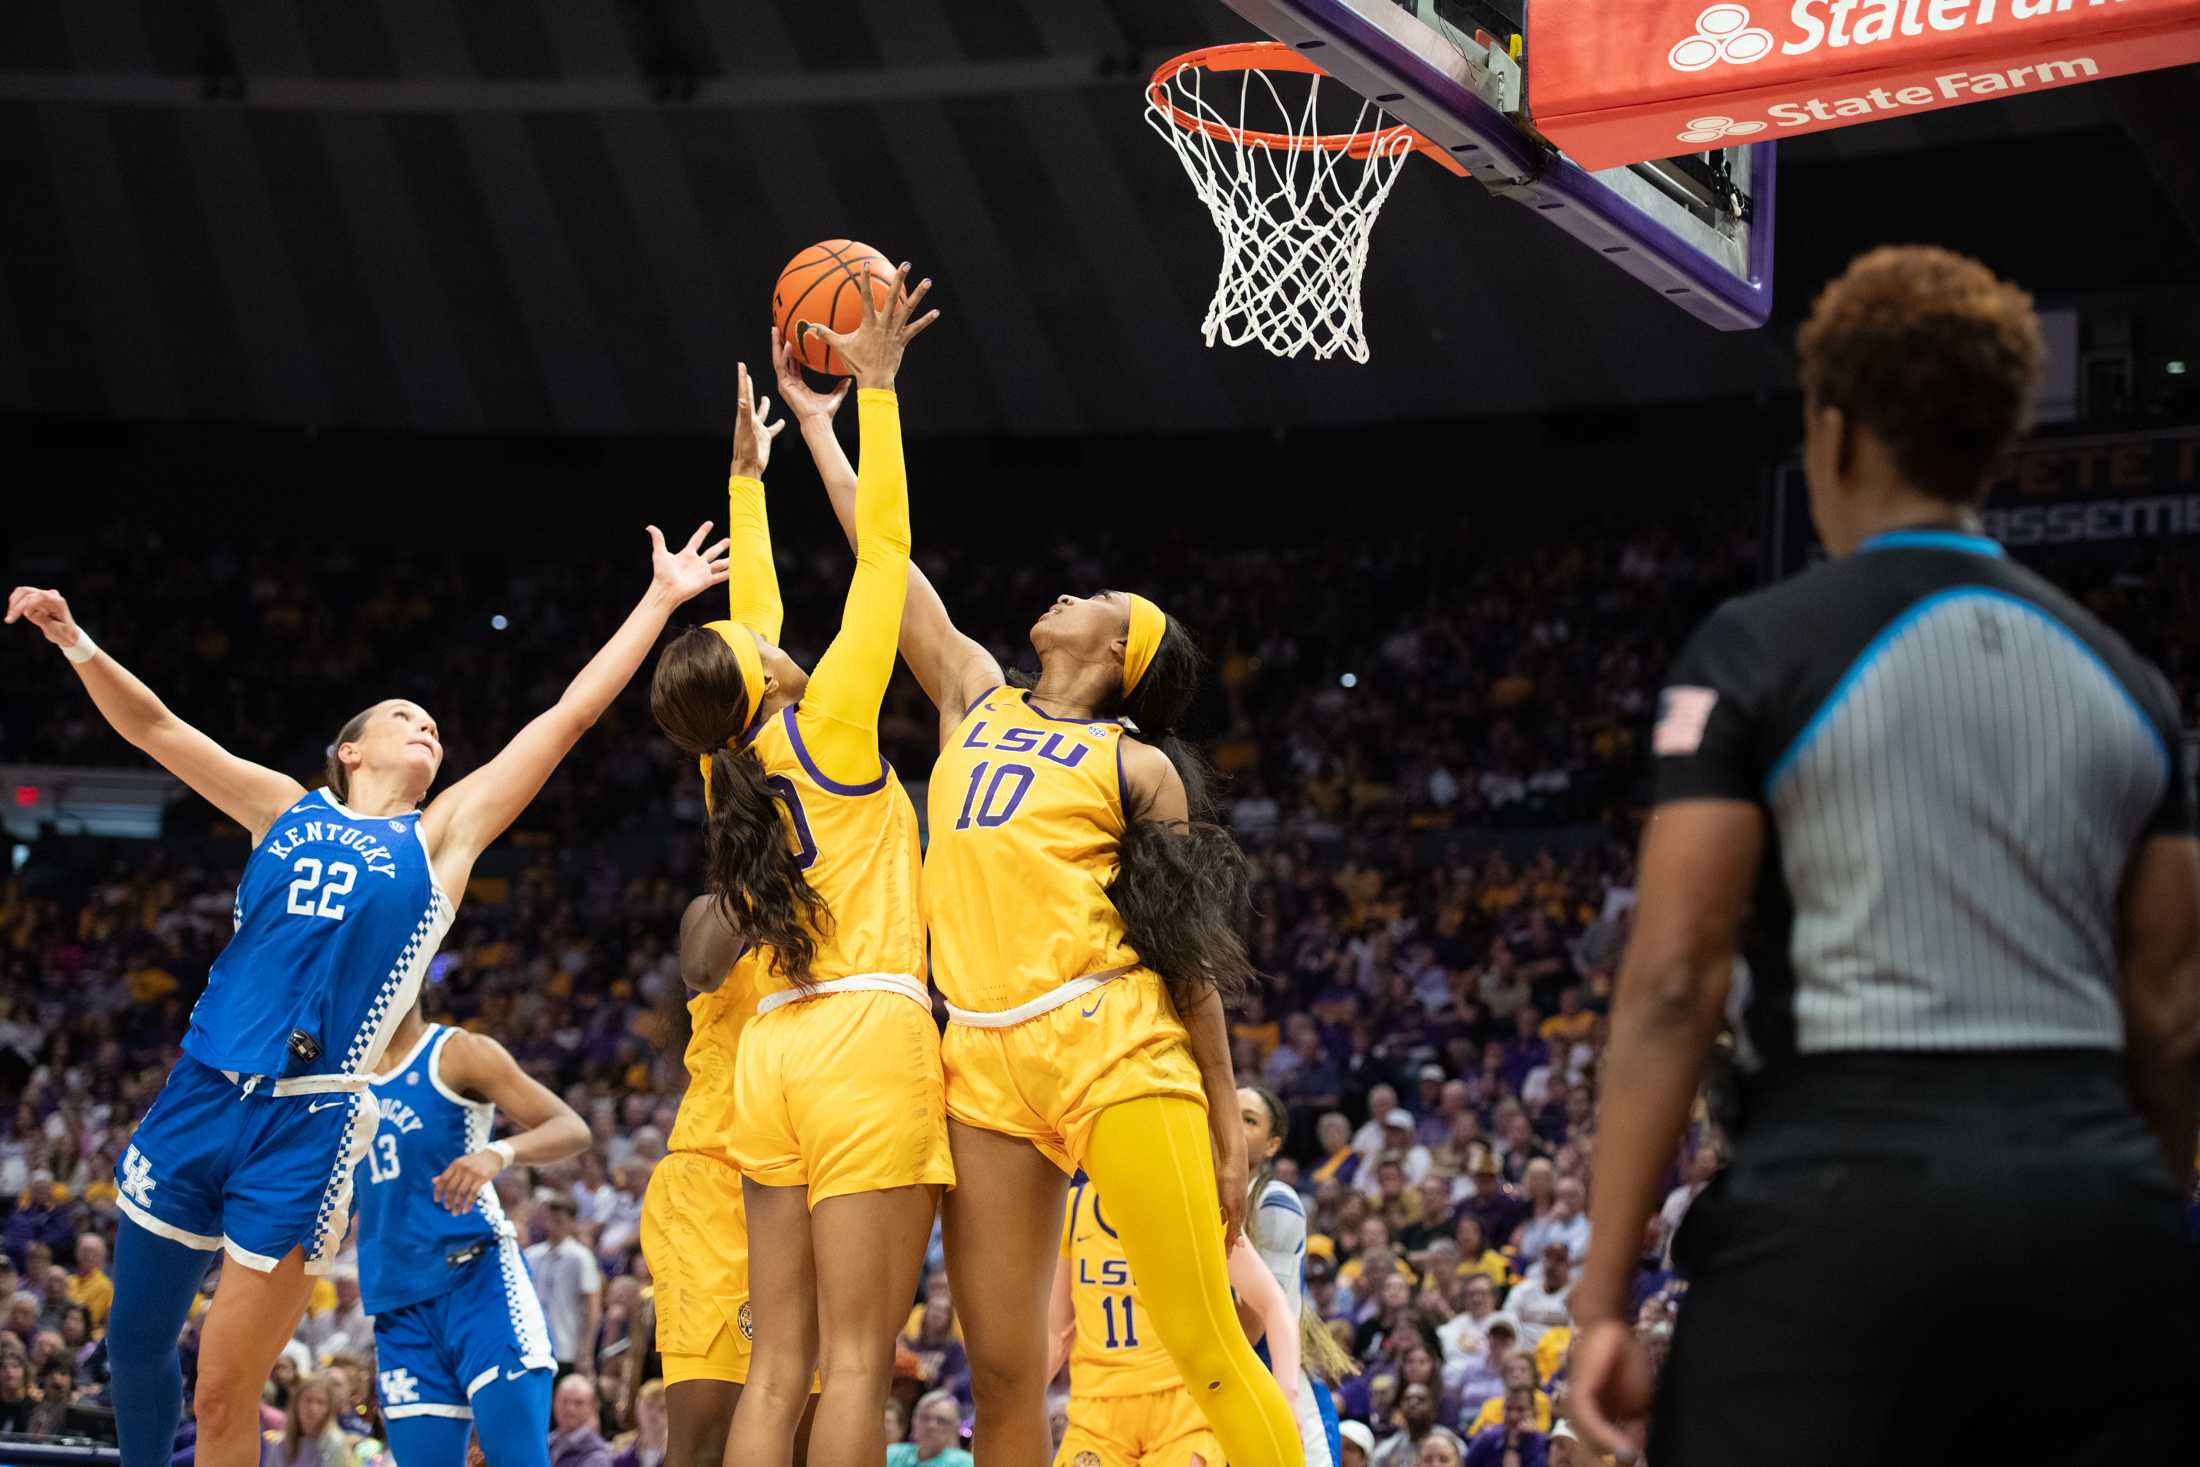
[772,325,850,423]
[646,522,732,604]
[808,261,939,392]
[5,587,86,651]
[729,361,788,480]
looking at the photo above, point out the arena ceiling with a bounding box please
[1,1,2194,437]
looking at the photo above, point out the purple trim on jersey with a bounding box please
[960,685,1003,721]
[1019,690,1120,726]
[780,706,890,796]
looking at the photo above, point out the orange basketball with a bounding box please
[772,240,894,377]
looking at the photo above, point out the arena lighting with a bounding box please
[1341,672,1359,688]
[2170,361,2189,376]
[13,785,36,807]
[491,614,510,630]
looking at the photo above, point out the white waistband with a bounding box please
[944,969,1131,1030]
[755,972,931,1017]
[222,1071,373,1097]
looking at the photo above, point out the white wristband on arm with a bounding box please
[62,630,100,665]
[486,1139,516,1169]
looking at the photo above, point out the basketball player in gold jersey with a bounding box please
[784,337,1300,1467]
[651,268,948,1467]
[638,363,807,1467]
[1048,1170,1299,1467]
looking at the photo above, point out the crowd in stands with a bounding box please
[4,505,2195,1464]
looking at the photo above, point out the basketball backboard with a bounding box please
[1218,0,1777,331]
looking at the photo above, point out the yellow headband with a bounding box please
[698,620,767,807]
[1122,594,1168,696]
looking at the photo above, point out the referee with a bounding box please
[1570,246,2198,1465]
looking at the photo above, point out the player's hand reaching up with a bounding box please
[772,325,850,424]
[809,261,938,392]
[729,361,787,480]
[646,521,732,605]
[5,587,86,651]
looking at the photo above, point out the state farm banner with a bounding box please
[1527,0,2200,170]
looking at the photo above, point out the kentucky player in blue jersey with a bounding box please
[358,998,586,1466]
[7,522,730,1467]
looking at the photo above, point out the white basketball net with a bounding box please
[1146,59,1417,364]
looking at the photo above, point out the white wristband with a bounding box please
[62,630,100,665]
[486,1139,516,1169]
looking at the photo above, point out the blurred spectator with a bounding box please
[1371,1381,1462,1467]
[0,1349,34,1432]
[1503,1244,1576,1352]
[887,1389,972,1467]
[65,1234,112,1333]
[1339,1419,1376,1467]
[259,1372,352,1467]
[1461,1386,1546,1467]
[610,1378,667,1467]
[550,1374,613,1467]
[528,1194,604,1380]
[901,1286,970,1406]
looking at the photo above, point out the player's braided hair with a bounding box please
[1105,613,1256,1015]
[649,627,829,987]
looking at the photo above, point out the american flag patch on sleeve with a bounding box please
[1653,686,1719,756]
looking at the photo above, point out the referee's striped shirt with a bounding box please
[1652,529,2196,1060]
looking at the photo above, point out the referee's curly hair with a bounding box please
[1797,245,2046,506]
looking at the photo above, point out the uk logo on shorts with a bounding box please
[378,1368,420,1407]
[737,1300,755,1341]
[121,1146,156,1208]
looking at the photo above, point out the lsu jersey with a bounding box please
[1063,1172,1183,1399]
[739,705,925,998]
[187,788,454,1084]
[665,945,767,1163]
[355,1025,513,1316]
[924,689,1141,1012]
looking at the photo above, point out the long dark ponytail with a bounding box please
[650,628,829,987]
[1105,614,1257,1015]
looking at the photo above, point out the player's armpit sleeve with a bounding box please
[1652,602,1771,805]
[725,473,784,644]
[796,389,911,786]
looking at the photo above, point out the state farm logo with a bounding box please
[1676,114,1767,144]
[1669,5,1776,72]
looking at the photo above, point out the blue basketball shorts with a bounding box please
[115,1054,375,1274]
[372,1241,557,1419]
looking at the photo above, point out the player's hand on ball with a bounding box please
[5,587,84,650]
[1567,1317,1652,1459]
[771,326,850,423]
[729,361,788,480]
[646,522,732,603]
[808,262,938,392]
[432,1149,506,1214]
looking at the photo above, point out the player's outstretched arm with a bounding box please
[7,586,306,842]
[1227,1234,1300,1407]
[429,1029,591,1214]
[792,261,932,784]
[774,305,1002,729]
[678,893,745,994]
[724,362,788,642]
[421,524,729,895]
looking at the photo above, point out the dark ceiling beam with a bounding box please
[0,55,1140,111]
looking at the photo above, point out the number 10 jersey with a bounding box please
[184,787,454,1085]
[924,688,1140,1014]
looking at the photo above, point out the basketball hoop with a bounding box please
[1145,42,1464,364]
